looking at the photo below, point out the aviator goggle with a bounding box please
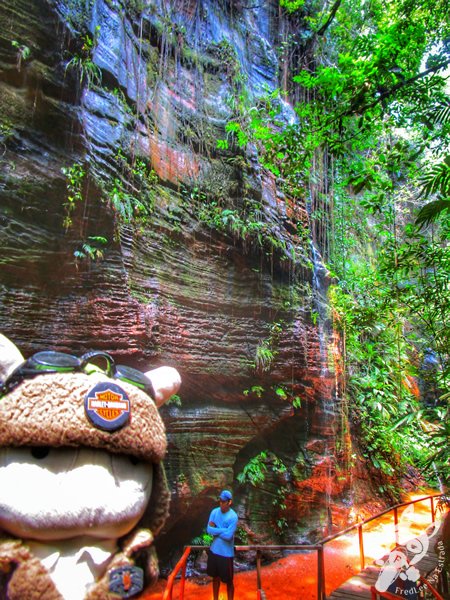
[0,350,155,399]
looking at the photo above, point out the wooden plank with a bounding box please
[330,591,371,596]
[329,576,373,599]
[329,587,372,597]
[329,589,372,596]
[328,590,372,600]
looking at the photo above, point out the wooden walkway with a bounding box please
[328,537,444,600]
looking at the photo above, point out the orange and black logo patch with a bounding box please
[109,565,143,597]
[84,382,130,431]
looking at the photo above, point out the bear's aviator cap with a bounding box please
[0,336,182,463]
[0,371,167,463]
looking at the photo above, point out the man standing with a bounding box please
[206,490,238,600]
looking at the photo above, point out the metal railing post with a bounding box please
[162,546,192,600]
[256,549,262,598]
[358,524,365,571]
[394,507,399,545]
[180,559,187,600]
[317,544,326,600]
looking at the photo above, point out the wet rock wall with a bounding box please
[0,0,383,567]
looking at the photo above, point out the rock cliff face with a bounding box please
[0,0,383,567]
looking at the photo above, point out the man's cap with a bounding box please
[219,490,232,501]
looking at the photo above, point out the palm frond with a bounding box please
[415,197,450,228]
[432,102,450,126]
[419,155,450,198]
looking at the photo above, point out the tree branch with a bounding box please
[316,0,343,36]
[346,59,450,116]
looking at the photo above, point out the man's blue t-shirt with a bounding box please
[206,506,238,558]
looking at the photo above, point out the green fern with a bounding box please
[432,102,450,126]
[415,197,450,228]
[419,155,450,198]
[416,154,450,227]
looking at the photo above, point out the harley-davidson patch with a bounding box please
[84,382,130,431]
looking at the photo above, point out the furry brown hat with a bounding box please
[0,372,167,464]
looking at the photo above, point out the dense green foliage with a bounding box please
[294,0,448,490]
[232,0,450,492]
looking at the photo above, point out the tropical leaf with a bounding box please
[419,155,450,198]
[432,102,450,125]
[415,197,450,228]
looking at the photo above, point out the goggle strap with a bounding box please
[0,362,41,396]
[80,351,115,377]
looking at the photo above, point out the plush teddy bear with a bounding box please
[0,333,180,600]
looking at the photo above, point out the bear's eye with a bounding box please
[31,447,50,460]
[129,456,139,466]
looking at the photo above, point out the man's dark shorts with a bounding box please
[207,550,234,583]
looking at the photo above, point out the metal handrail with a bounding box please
[419,576,445,599]
[162,546,191,600]
[161,492,444,600]
[321,493,439,547]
